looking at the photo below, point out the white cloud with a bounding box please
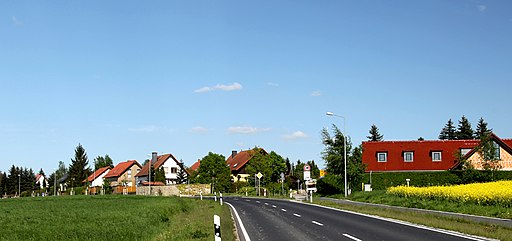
[477,5,487,12]
[190,126,209,133]
[227,126,270,134]
[194,82,243,93]
[12,16,22,26]
[267,82,279,87]
[283,131,308,140]
[311,90,322,97]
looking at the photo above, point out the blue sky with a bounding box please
[1,1,511,174]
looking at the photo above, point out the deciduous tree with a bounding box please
[195,152,231,192]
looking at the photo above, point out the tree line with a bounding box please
[439,116,491,140]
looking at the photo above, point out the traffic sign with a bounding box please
[256,172,263,179]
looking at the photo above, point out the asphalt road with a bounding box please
[225,197,491,241]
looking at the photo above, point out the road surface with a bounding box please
[225,197,491,241]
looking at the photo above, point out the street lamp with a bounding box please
[18,174,21,197]
[326,111,348,198]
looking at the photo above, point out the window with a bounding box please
[171,167,177,174]
[404,152,414,162]
[377,152,387,162]
[127,169,132,178]
[432,151,442,162]
[164,167,169,175]
[460,148,472,156]
[493,142,501,159]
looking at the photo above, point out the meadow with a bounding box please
[0,195,234,241]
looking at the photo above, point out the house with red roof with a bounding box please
[35,174,48,189]
[226,148,267,182]
[104,160,142,187]
[83,166,111,187]
[189,159,201,173]
[362,133,512,172]
[135,152,188,185]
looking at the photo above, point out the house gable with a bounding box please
[464,134,512,171]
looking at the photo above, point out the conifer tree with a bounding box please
[475,117,492,139]
[367,124,383,142]
[68,143,91,187]
[439,119,457,140]
[456,116,474,140]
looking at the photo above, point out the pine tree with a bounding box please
[456,116,474,140]
[176,165,188,184]
[68,143,91,187]
[367,124,383,142]
[439,119,457,140]
[475,117,492,139]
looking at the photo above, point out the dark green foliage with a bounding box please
[475,134,502,180]
[475,117,492,139]
[367,124,383,141]
[68,143,91,187]
[176,163,188,184]
[456,116,474,140]
[363,171,512,190]
[94,154,114,169]
[154,167,166,183]
[439,119,457,140]
[321,124,352,175]
[317,174,344,195]
[245,148,287,185]
[5,165,36,195]
[195,152,231,192]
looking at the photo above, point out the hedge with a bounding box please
[363,170,512,190]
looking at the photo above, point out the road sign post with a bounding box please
[256,172,263,196]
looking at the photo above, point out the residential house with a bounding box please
[57,173,68,193]
[189,159,201,173]
[135,152,188,185]
[83,166,111,187]
[362,133,512,172]
[226,148,267,182]
[104,160,141,187]
[35,174,49,189]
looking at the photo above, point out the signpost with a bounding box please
[280,172,285,195]
[304,164,311,181]
[256,172,263,196]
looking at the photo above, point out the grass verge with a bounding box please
[0,195,234,241]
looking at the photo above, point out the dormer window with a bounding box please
[432,151,442,162]
[404,152,414,162]
[377,152,387,162]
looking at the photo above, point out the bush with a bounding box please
[317,174,344,195]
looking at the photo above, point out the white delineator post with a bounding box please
[214,192,217,202]
[220,192,223,206]
[200,191,203,200]
[214,215,221,241]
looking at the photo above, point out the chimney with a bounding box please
[151,152,158,164]
[232,150,237,159]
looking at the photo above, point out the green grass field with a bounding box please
[0,195,234,241]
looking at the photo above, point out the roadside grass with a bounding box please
[0,195,234,241]
[317,191,512,241]
[337,190,512,219]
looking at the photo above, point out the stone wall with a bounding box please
[136,184,211,196]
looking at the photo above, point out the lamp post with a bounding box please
[18,174,21,197]
[326,111,348,198]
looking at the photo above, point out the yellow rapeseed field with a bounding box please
[387,181,512,206]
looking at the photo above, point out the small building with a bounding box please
[104,160,142,187]
[83,166,111,187]
[362,133,512,172]
[135,152,188,185]
[226,148,267,182]
[35,174,49,189]
[189,159,201,173]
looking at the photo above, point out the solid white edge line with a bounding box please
[226,202,252,241]
[312,221,324,226]
[343,233,362,241]
[295,201,497,241]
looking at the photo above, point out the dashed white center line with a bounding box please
[343,233,362,241]
[281,209,287,212]
[256,201,260,203]
[293,213,302,218]
[245,200,250,202]
[272,205,277,208]
[264,203,269,206]
[312,221,324,226]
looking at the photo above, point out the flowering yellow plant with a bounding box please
[387,181,512,206]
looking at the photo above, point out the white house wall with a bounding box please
[161,158,181,184]
[92,169,110,187]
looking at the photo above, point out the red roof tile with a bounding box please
[104,160,141,178]
[226,148,267,171]
[189,159,201,172]
[141,181,165,186]
[83,166,111,183]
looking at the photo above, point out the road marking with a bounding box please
[245,200,250,202]
[256,201,260,203]
[225,202,252,241]
[265,203,269,206]
[272,205,277,208]
[312,221,324,226]
[293,213,301,217]
[281,209,287,212]
[342,234,362,241]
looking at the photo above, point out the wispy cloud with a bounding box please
[267,82,279,87]
[227,126,270,134]
[311,90,322,97]
[12,16,22,26]
[190,126,209,134]
[477,5,487,12]
[194,82,243,93]
[283,131,308,140]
